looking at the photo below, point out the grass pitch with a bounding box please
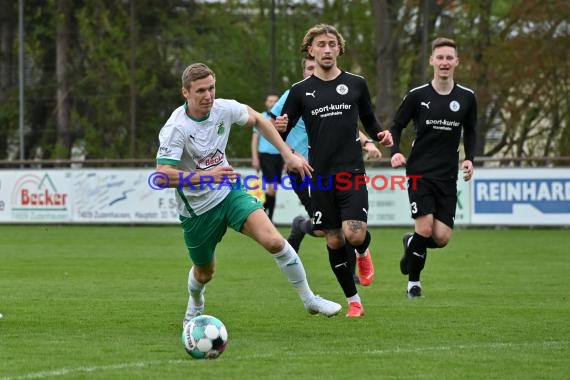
[1,225,568,379]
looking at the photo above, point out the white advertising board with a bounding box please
[0,167,567,226]
[0,169,179,224]
[70,169,180,223]
[0,170,73,223]
[471,168,570,225]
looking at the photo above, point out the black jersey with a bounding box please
[281,71,383,176]
[390,82,477,180]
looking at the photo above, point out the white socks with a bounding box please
[272,240,314,303]
[188,267,205,306]
[348,294,361,304]
[407,281,421,292]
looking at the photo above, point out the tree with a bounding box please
[457,0,570,163]
[55,0,71,158]
[128,0,137,158]
[0,0,17,159]
[370,0,401,126]
[0,0,567,162]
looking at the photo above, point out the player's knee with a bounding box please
[194,269,214,284]
[342,223,367,245]
[325,232,345,250]
[345,233,361,246]
[433,234,450,248]
[345,230,368,248]
[266,235,286,253]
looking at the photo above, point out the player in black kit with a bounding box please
[276,24,393,317]
[390,37,477,298]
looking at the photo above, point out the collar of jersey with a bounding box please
[184,102,210,122]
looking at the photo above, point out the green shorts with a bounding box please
[179,188,264,266]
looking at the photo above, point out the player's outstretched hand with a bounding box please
[377,130,393,147]
[285,154,313,179]
[275,114,289,133]
[390,153,406,168]
[461,160,474,181]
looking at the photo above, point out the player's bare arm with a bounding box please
[251,133,260,172]
[156,164,240,187]
[246,106,312,178]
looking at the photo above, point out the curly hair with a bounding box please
[300,24,346,57]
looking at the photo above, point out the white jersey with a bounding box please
[156,99,249,217]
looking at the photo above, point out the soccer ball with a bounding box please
[182,315,228,359]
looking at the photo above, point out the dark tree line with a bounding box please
[0,0,568,164]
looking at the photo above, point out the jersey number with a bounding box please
[410,202,418,215]
[313,211,323,225]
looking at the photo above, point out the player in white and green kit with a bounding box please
[155,63,341,326]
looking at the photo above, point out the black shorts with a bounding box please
[310,173,369,230]
[259,153,284,190]
[289,171,313,216]
[407,177,457,228]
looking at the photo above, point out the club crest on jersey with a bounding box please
[336,84,349,95]
[216,121,225,135]
[449,100,460,112]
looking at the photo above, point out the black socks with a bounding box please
[263,194,276,221]
[407,232,429,282]
[327,245,357,298]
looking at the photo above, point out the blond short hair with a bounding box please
[431,37,457,54]
[181,63,215,90]
[300,24,346,57]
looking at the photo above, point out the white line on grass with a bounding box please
[3,340,568,380]
[364,340,568,356]
[1,360,189,380]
